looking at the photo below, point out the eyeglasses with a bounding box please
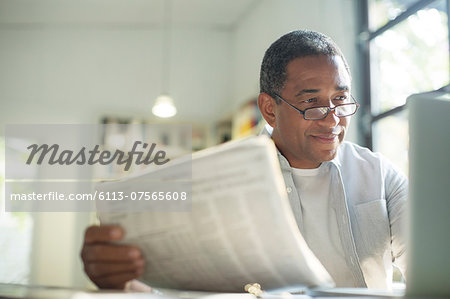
[273,93,359,120]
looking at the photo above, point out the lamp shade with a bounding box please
[152,94,177,118]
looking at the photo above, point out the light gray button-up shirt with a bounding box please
[262,126,408,290]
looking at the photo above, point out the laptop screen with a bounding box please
[406,88,450,297]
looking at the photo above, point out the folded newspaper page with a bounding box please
[97,135,334,292]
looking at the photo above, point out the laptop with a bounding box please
[406,86,450,297]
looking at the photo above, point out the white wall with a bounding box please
[0,27,231,128]
[30,212,93,287]
[231,0,359,142]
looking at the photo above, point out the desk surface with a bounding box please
[0,283,443,299]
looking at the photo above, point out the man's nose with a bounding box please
[321,107,340,127]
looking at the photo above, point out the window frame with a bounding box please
[358,0,450,149]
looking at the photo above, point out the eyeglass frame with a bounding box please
[272,93,360,120]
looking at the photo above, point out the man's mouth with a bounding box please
[311,134,339,143]
[310,129,342,144]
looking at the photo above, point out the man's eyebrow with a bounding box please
[295,89,320,96]
[294,85,349,97]
[336,85,350,91]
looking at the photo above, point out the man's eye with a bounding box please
[335,95,348,101]
[303,98,317,103]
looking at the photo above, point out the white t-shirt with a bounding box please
[291,163,357,287]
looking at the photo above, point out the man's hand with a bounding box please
[81,225,145,289]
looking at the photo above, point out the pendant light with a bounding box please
[152,0,177,118]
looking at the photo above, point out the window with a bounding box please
[0,137,34,283]
[359,0,449,174]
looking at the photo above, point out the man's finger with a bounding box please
[81,244,142,262]
[94,271,144,289]
[85,259,145,279]
[84,225,124,244]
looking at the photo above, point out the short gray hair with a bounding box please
[260,30,350,103]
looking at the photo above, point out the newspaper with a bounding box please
[97,135,334,292]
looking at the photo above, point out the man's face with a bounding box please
[270,55,352,169]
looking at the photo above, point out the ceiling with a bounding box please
[0,0,259,29]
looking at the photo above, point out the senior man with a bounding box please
[81,30,407,290]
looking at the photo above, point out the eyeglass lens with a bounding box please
[305,104,357,119]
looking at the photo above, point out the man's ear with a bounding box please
[257,92,277,128]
